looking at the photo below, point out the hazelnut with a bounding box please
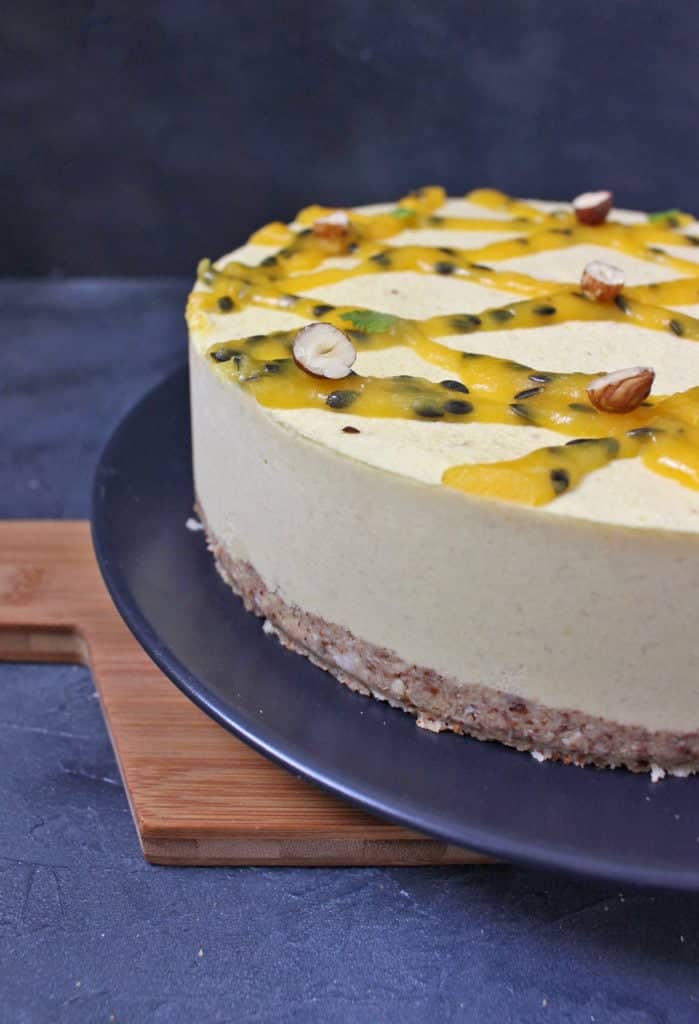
[581,260,625,302]
[312,210,351,241]
[586,366,655,413]
[292,323,357,379]
[572,190,613,225]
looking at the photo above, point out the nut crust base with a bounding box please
[195,501,699,776]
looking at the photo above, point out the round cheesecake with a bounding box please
[187,188,699,775]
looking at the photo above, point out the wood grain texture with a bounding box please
[0,521,490,866]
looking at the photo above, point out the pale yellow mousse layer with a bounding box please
[189,196,699,734]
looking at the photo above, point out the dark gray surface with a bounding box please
[2,280,699,1022]
[4,1,699,275]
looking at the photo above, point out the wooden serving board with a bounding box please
[0,521,489,866]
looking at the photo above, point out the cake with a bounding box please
[187,186,699,775]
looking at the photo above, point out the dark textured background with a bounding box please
[3,1,699,275]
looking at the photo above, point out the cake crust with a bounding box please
[196,500,699,776]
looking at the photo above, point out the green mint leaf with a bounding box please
[390,206,416,219]
[339,310,397,333]
[648,209,681,224]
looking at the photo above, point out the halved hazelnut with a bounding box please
[586,366,655,413]
[292,323,357,379]
[312,210,351,240]
[581,260,625,302]
[572,190,613,225]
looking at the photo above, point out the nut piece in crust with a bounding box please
[573,190,613,225]
[581,260,626,302]
[586,366,655,413]
[292,323,357,379]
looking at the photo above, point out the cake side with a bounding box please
[190,346,699,740]
[196,498,699,775]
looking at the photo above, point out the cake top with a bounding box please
[187,187,699,533]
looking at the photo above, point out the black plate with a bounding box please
[92,367,699,890]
